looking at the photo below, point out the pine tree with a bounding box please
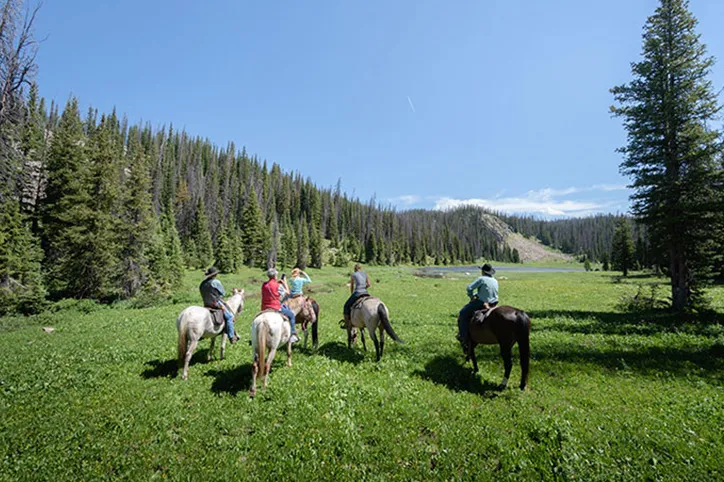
[0,199,45,314]
[41,98,93,296]
[241,191,265,267]
[190,196,214,269]
[120,129,155,297]
[611,219,634,277]
[215,221,236,273]
[611,0,724,310]
[161,202,185,289]
[309,223,323,268]
[296,218,310,269]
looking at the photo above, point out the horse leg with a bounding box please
[468,342,478,373]
[264,348,278,390]
[250,355,259,398]
[369,327,380,361]
[311,318,319,350]
[220,333,227,361]
[347,324,353,349]
[379,326,385,359]
[360,329,367,351]
[498,342,513,390]
[208,336,216,361]
[287,340,293,367]
[182,339,199,381]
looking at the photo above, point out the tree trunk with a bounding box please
[670,248,689,312]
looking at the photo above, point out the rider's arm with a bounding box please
[302,272,312,284]
[365,274,371,289]
[212,279,226,296]
[466,277,483,299]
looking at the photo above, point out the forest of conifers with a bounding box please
[1,86,643,311]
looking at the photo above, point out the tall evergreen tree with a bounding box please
[296,218,310,269]
[611,219,635,277]
[190,196,214,269]
[240,190,265,267]
[120,129,155,297]
[611,0,724,310]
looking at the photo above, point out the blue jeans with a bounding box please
[280,304,297,334]
[458,299,485,342]
[218,301,235,339]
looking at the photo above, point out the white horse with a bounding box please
[249,302,315,397]
[176,288,245,380]
[344,296,404,361]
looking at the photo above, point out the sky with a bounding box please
[32,0,724,218]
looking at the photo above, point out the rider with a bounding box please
[457,263,499,348]
[287,267,312,299]
[342,263,371,327]
[200,266,239,344]
[261,268,300,344]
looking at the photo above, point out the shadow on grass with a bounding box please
[528,310,721,336]
[533,343,724,378]
[412,355,502,397]
[141,349,211,379]
[318,341,366,364]
[205,363,254,396]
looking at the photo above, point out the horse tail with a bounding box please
[177,312,188,367]
[378,303,404,344]
[257,318,267,374]
[515,310,531,389]
[311,298,320,347]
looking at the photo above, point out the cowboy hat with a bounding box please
[478,263,496,276]
[204,266,220,278]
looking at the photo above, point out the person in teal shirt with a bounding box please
[287,267,312,297]
[457,263,499,348]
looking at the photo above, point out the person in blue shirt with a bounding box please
[287,267,312,298]
[199,266,239,344]
[457,263,499,349]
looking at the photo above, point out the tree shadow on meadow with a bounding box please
[140,349,210,379]
[532,342,724,378]
[527,309,721,337]
[412,355,502,397]
[205,363,254,396]
[317,341,366,365]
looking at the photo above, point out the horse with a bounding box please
[250,301,316,397]
[343,296,404,361]
[176,289,245,380]
[283,295,320,349]
[464,305,531,390]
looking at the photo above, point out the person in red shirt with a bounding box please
[262,268,299,344]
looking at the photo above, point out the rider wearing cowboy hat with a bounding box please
[200,266,240,344]
[457,263,499,348]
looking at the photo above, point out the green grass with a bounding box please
[1,267,722,481]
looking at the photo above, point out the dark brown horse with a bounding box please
[464,306,531,390]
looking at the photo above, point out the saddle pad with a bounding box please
[351,294,372,311]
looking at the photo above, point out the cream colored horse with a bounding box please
[250,301,315,397]
[176,289,244,380]
[345,296,404,361]
[283,295,319,349]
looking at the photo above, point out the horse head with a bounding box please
[230,288,245,314]
[301,297,317,324]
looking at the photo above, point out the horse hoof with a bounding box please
[249,391,256,398]
[497,384,507,391]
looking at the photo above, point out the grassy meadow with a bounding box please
[1,266,722,481]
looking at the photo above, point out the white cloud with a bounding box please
[388,194,421,206]
[433,184,629,217]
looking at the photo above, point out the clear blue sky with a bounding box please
[33,0,724,217]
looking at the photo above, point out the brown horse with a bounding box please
[284,295,320,349]
[464,306,531,390]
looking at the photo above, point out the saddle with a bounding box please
[253,308,291,323]
[206,307,226,326]
[350,293,371,312]
[471,305,498,325]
